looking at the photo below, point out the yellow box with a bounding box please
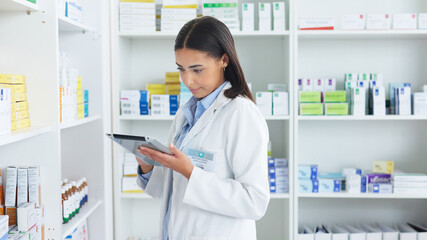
[11,121,17,131]
[12,92,27,102]
[16,118,31,130]
[165,72,180,84]
[373,161,394,174]
[77,104,84,119]
[166,90,180,95]
[12,110,30,122]
[122,190,144,193]
[0,84,26,94]
[0,74,25,84]
[77,76,82,90]
[13,101,29,112]
[146,83,166,91]
[77,90,83,104]
[163,4,197,8]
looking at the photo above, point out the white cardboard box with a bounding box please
[273,2,286,31]
[342,14,366,30]
[17,168,28,207]
[5,167,17,207]
[299,16,335,30]
[393,13,417,30]
[419,14,427,29]
[258,3,272,31]
[273,91,289,115]
[17,202,36,232]
[372,86,386,116]
[367,14,391,30]
[351,87,366,116]
[413,92,427,115]
[242,3,254,31]
[397,86,411,115]
[256,92,273,116]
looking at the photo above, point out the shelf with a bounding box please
[0,126,53,147]
[0,0,40,12]
[119,30,290,39]
[298,30,427,40]
[120,115,290,121]
[121,193,153,199]
[62,200,102,239]
[60,115,102,130]
[298,115,427,121]
[121,193,289,199]
[58,16,92,32]
[298,193,427,199]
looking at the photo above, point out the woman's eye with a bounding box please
[177,68,184,72]
[194,69,202,73]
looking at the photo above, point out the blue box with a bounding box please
[269,167,289,179]
[84,90,89,103]
[140,109,149,115]
[84,103,89,117]
[319,179,341,193]
[361,175,367,193]
[170,95,179,103]
[298,165,318,180]
[268,158,287,168]
[298,179,319,193]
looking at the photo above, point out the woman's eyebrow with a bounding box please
[175,63,203,68]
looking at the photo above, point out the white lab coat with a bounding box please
[137,82,270,240]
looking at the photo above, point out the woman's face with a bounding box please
[175,48,229,99]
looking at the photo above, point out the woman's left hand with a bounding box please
[137,143,194,179]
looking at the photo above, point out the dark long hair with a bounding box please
[174,16,254,102]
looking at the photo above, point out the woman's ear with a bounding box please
[221,53,229,68]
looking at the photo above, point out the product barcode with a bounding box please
[123,103,131,107]
[153,96,161,101]
[123,110,131,114]
[153,104,161,108]
[153,110,161,114]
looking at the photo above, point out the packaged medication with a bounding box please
[17,202,36,232]
[268,158,287,168]
[203,1,239,31]
[312,79,324,92]
[367,14,391,30]
[300,103,323,115]
[345,73,358,81]
[372,86,386,116]
[393,14,417,30]
[258,3,272,31]
[268,83,287,92]
[396,87,411,115]
[28,167,41,207]
[5,167,17,207]
[298,79,303,91]
[6,207,16,226]
[272,91,288,115]
[324,91,346,103]
[372,161,394,174]
[341,14,366,30]
[419,14,427,29]
[299,91,321,103]
[299,179,319,193]
[161,8,197,32]
[413,92,427,115]
[299,17,335,30]
[122,177,143,193]
[389,83,411,114]
[342,168,362,177]
[119,0,155,32]
[17,168,28,207]
[298,165,318,180]
[0,88,11,135]
[272,2,286,31]
[241,3,254,31]
[367,173,391,184]
[0,215,8,240]
[319,179,341,193]
[325,103,348,115]
[369,183,393,194]
[256,92,273,116]
[351,87,366,116]
[324,79,336,92]
[151,94,178,115]
[346,174,361,193]
[302,79,313,91]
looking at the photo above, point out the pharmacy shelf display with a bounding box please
[0,0,113,239]
[111,0,293,239]
[294,0,427,239]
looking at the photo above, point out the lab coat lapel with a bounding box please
[179,84,232,150]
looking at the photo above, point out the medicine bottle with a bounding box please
[62,188,69,223]
[71,181,80,214]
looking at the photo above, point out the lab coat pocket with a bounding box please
[187,236,228,240]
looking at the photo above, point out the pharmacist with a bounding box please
[136,16,270,240]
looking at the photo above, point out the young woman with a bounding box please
[136,16,270,240]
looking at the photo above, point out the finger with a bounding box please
[169,143,183,157]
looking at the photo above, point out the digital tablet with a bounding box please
[106,133,172,166]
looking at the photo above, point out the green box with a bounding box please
[299,91,321,103]
[300,103,324,115]
[325,103,348,115]
[324,91,347,103]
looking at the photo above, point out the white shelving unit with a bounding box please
[0,0,113,239]
[58,16,92,32]
[111,0,293,239]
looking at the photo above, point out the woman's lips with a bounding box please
[190,88,200,93]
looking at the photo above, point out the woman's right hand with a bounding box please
[136,148,154,174]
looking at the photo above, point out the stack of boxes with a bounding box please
[241,2,286,32]
[413,85,427,115]
[299,78,337,115]
[119,0,156,33]
[165,72,180,95]
[161,0,197,32]
[122,153,143,194]
[268,158,289,193]
[202,0,239,31]
[256,84,289,116]
[151,95,178,116]
[393,173,427,194]
[3,166,45,238]
[76,78,89,119]
[120,90,149,115]
[298,165,319,193]
[0,74,31,132]
[324,91,347,115]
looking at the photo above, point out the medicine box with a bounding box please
[302,78,313,91]
[300,103,323,116]
[341,14,366,30]
[268,83,287,92]
[242,3,254,31]
[366,14,391,30]
[324,79,336,91]
[5,167,17,207]
[319,179,341,193]
[256,92,273,116]
[28,167,41,207]
[258,3,272,31]
[346,174,361,193]
[393,13,417,30]
[369,183,393,194]
[273,2,286,31]
[372,86,386,116]
[312,79,324,92]
[324,91,346,103]
[273,91,288,115]
[17,168,28,207]
[372,161,394,174]
[17,202,36,232]
[397,87,411,115]
[6,207,16,226]
[325,103,348,115]
[367,173,391,184]
[299,16,335,30]
[299,179,319,193]
[0,215,8,240]
[268,158,287,168]
[351,87,366,116]
[298,165,318,180]
[413,92,427,115]
[299,91,321,103]
[122,177,143,193]
[419,14,427,29]
[345,73,358,81]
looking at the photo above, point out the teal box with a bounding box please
[84,90,89,103]
[84,103,89,117]
[298,179,319,193]
[319,179,341,193]
[298,165,318,180]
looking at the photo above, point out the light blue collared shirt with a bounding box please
[137,81,228,240]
